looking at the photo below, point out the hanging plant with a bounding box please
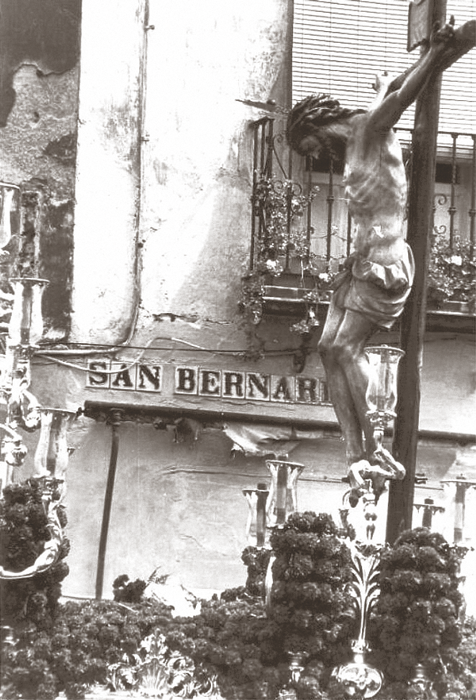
[427,233,476,309]
[240,271,267,325]
[252,177,318,266]
[289,290,321,336]
[240,175,339,335]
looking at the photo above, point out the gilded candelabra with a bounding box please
[334,345,407,697]
[332,544,383,699]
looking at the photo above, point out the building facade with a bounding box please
[0,0,475,601]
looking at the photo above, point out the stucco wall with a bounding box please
[419,334,476,433]
[19,403,473,599]
[138,0,289,326]
[0,0,81,337]
[70,1,145,343]
[70,0,290,343]
[2,0,475,602]
[24,326,475,598]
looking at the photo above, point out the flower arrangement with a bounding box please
[289,289,321,336]
[240,174,352,345]
[427,233,476,309]
[241,545,272,597]
[0,477,69,629]
[1,598,176,699]
[240,266,333,335]
[368,527,469,698]
[165,594,284,700]
[113,573,148,604]
[267,513,356,677]
[3,490,476,700]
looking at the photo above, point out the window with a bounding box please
[292,0,476,133]
[250,119,476,278]
[246,2,475,321]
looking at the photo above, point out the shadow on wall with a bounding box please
[163,134,253,322]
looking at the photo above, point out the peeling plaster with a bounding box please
[44,133,77,165]
[0,0,81,341]
[136,0,289,330]
[0,65,80,194]
[0,34,79,336]
[0,0,81,126]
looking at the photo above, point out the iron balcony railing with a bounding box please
[250,116,476,280]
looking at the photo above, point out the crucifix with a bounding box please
[285,2,475,539]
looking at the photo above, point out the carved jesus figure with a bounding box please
[286,21,464,504]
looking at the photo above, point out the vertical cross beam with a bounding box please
[386,0,447,543]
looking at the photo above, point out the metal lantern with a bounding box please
[243,483,269,547]
[365,345,405,429]
[441,474,476,544]
[338,345,404,542]
[0,347,31,397]
[332,643,383,699]
[331,546,383,698]
[8,278,49,347]
[408,664,433,697]
[266,459,304,527]
[441,447,476,544]
[332,347,407,696]
[413,497,445,529]
[34,408,78,481]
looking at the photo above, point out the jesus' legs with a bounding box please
[318,306,378,465]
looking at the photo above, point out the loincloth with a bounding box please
[332,243,415,329]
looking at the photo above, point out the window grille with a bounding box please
[250,117,476,276]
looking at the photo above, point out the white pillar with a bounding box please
[71,0,147,343]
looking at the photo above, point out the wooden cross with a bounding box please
[387,1,475,543]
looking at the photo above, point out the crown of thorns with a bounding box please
[286,93,364,154]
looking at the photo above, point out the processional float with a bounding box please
[0,181,77,581]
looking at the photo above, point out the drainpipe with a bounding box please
[95,409,124,600]
[114,0,150,347]
[120,0,150,345]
